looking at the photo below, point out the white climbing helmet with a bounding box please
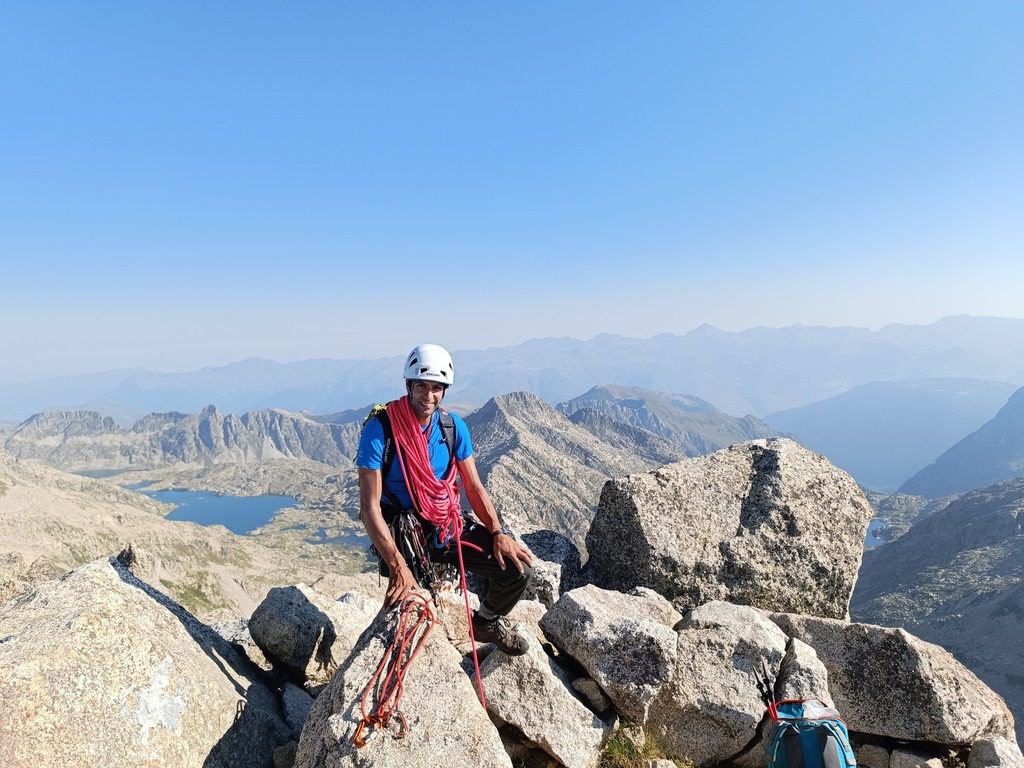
[403,343,455,386]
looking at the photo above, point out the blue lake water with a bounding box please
[145,490,298,535]
[142,490,366,549]
[864,518,887,549]
[305,526,367,549]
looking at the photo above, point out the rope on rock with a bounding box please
[352,592,436,748]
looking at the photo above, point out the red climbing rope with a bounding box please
[388,396,488,709]
[352,592,436,748]
[353,397,489,742]
[455,532,487,708]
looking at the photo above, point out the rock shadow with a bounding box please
[110,555,290,768]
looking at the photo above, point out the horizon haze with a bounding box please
[2,4,1022,382]
[3,314,1023,429]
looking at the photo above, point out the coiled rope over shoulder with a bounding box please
[387,397,462,545]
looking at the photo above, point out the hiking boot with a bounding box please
[472,614,529,656]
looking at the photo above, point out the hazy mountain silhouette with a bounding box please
[766,378,1016,492]
[900,385,1024,497]
[2,316,1022,425]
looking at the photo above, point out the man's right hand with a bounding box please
[384,558,418,607]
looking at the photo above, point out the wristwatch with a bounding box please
[494,523,514,537]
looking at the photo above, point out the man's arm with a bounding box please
[358,467,417,607]
[456,456,533,573]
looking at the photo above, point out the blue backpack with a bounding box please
[766,699,857,768]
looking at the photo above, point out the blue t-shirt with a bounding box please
[356,404,473,510]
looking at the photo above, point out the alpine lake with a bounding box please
[134,488,365,548]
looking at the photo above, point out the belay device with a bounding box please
[755,661,857,768]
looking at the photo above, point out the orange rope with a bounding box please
[352,593,437,747]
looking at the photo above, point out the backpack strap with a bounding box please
[364,404,402,509]
[438,408,457,472]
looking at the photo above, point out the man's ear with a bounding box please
[405,381,414,396]
[440,386,447,400]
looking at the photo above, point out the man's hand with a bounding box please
[384,559,418,607]
[493,533,533,574]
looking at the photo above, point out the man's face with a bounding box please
[407,380,446,422]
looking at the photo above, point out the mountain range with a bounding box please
[2,405,361,472]
[3,315,1023,424]
[558,384,777,456]
[1,387,791,557]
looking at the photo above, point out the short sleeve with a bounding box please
[356,417,386,470]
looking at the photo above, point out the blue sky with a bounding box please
[1,3,1022,382]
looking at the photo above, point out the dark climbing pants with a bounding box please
[379,506,533,617]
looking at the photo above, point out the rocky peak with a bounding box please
[479,390,562,421]
[566,408,684,466]
[13,410,120,439]
[557,383,778,456]
[131,411,191,432]
[462,391,654,551]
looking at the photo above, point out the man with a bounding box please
[357,343,533,656]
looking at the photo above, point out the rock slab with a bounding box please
[586,438,872,618]
[0,557,290,768]
[771,612,1016,744]
[481,634,610,768]
[540,585,678,722]
[249,584,374,684]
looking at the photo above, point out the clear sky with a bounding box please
[1,2,1022,383]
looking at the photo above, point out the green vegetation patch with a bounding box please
[598,728,692,768]
[159,574,228,616]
